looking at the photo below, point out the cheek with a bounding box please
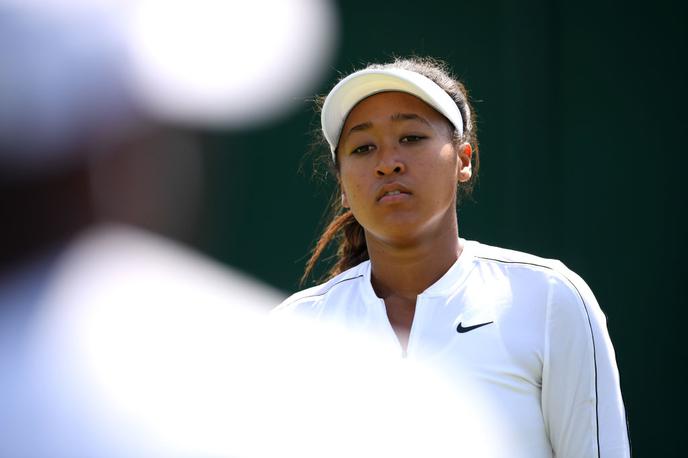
[425,153,460,201]
[340,170,365,204]
[440,146,461,183]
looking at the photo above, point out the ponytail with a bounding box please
[300,208,369,286]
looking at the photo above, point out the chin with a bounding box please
[366,221,429,246]
[367,209,457,245]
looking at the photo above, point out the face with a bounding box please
[336,91,472,246]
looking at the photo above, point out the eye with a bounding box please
[350,144,375,155]
[400,135,426,143]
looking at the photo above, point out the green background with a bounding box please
[197,0,686,454]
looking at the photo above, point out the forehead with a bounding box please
[342,91,448,130]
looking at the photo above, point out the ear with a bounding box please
[341,190,350,209]
[457,142,472,183]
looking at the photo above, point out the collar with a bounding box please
[359,238,477,302]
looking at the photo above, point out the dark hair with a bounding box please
[301,56,480,285]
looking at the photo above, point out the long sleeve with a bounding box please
[542,269,630,457]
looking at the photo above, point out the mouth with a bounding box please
[376,184,412,202]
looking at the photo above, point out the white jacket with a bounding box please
[275,240,630,458]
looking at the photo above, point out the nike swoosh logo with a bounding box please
[456,321,494,333]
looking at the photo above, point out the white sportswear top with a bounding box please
[275,240,630,458]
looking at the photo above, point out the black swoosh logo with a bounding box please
[456,321,494,334]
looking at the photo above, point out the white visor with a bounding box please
[321,68,464,159]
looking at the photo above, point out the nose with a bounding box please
[375,144,405,177]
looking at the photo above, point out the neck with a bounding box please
[365,220,463,301]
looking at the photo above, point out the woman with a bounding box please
[275,57,630,457]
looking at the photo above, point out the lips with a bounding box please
[376,182,412,202]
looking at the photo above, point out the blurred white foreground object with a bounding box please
[0,0,135,171]
[125,0,338,127]
[0,0,339,171]
[1,224,284,457]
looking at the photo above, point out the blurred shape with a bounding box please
[1,224,285,457]
[1,2,320,455]
[124,0,338,127]
[88,128,204,240]
[0,0,340,175]
[0,0,137,175]
[0,0,123,11]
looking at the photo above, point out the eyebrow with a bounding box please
[390,112,431,126]
[343,112,431,140]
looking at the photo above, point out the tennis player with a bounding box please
[275,57,630,457]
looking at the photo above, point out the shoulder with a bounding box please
[469,241,565,271]
[468,240,608,346]
[467,240,597,306]
[271,261,369,318]
[470,241,577,282]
